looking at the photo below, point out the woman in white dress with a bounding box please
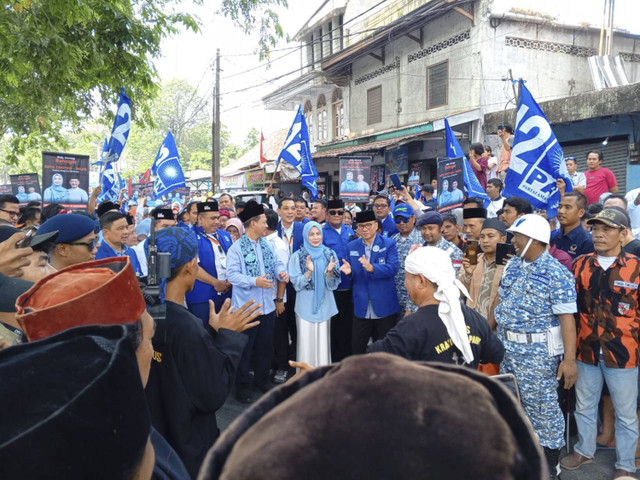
[288,221,343,366]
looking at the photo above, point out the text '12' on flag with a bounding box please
[444,118,490,208]
[152,131,186,199]
[97,162,120,203]
[503,80,571,218]
[277,105,319,200]
[105,88,131,163]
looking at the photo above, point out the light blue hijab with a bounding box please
[303,221,328,314]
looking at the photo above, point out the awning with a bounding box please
[312,132,427,158]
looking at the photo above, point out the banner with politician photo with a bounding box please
[41,152,91,208]
[10,173,41,205]
[160,186,190,207]
[384,146,409,183]
[436,157,464,212]
[132,182,155,205]
[339,156,371,202]
[407,163,421,186]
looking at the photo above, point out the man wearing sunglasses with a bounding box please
[0,195,20,226]
[38,213,99,271]
[323,199,357,361]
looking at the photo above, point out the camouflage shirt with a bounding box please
[393,228,423,312]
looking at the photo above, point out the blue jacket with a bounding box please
[323,222,356,290]
[276,220,304,253]
[380,214,399,238]
[347,234,400,318]
[186,226,233,305]
[95,241,143,276]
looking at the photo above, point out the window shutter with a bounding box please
[427,61,448,109]
[367,86,382,125]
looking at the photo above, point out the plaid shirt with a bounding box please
[573,252,640,368]
[392,228,423,312]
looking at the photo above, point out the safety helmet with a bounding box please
[506,214,550,244]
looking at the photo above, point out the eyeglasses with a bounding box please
[373,204,388,209]
[328,210,344,216]
[0,208,20,218]
[67,239,97,250]
[358,222,377,230]
[394,216,411,224]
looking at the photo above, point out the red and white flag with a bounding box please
[260,130,267,164]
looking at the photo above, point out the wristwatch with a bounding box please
[275,298,284,303]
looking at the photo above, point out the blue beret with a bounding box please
[416,210,443,227]
[38,214,99,243]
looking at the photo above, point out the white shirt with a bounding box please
[265,232,290,301]
[281,222,294,254]
[487,156,498,180]
[570,171,587,188]
[597,255,616,271]
[132,242,148,277]
[204,233,227,282]
[487,197,505,219]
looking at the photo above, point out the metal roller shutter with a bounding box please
[561,138,629,193]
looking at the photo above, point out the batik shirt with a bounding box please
[573,252,640,368]
[495,250,577,356]
[392,228,423,312]
[433,237,463,275]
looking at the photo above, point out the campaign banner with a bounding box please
[384,146,409,183]
[42,152,90,208]
[407,162,421,186]
[10,173,41,205]
[0,184,12,195]
[339,156,371,202]
[436,157,465,212]
[245,170,265,189]
[160,186,190,206]
[370,165,385,191]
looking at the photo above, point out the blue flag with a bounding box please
[105,88,131,163]
[277,105,318,200]
[92,138,109,167]
[152,131,186,199]
[97,162,120,203]
[503,81,571,217]
[444,118,490,207]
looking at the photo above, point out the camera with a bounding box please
[140,219,171,320]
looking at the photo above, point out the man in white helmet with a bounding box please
[494,214,578,480]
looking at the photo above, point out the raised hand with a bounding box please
[358,254,374,273]
[339,258,352,276]
[326,255,337,276]
[305,255,314,273]
[209,298,262,332]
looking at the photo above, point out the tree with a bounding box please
[0,0,287,164]
[243,127,260,151]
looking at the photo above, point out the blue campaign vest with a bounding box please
[347,234,400,318]
[276,220,304,253]
[323,223,356,290]
[185,226,233,305]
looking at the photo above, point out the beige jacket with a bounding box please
[458,253,503,327]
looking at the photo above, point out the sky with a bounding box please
[154,0,640,144]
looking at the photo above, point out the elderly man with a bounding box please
[227,201,289,403]
[37,213,99,270]
[462,207,487,242]
[417,210,463,274]
[369,246,504,368]
[391,203,422,317]
[340,210,399,354]
[561,209,640,478]
[495,214,578,479]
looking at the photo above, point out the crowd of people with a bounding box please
[0,138,639,480]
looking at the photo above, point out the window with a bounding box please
[367,86,382,125]
[317,94,328,142]
[304,100,314,145]
[426,61,448,109]
[314,27,323,62]
[327,21,333,56]
[332,89,344,138]
[307,34,314,68]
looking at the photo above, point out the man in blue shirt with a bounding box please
[340,210,400,354]
[95,211,143,276]
[551,191,593,261]
[323,199,356,361]
[373,194,398,237]
[226,201,289,403]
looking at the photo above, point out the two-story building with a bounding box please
[263,0,640,196]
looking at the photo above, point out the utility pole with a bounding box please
[211,48,221,193]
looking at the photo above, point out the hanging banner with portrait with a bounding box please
[339,156,371,202]
[41,152,91,209]
[10,173,41,205]
[436,157,464,212]
[407,162,422,186]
